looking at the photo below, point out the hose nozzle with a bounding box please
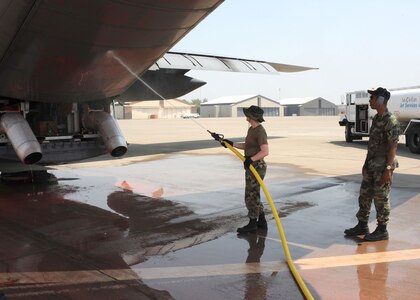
[207,130,224,142]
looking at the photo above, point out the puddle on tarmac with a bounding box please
[51,154,322,217]
[0,154,333,266]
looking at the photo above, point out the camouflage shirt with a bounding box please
[365,110,399,170]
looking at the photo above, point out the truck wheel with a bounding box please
[408,127,420,154]
[345,123,354,143]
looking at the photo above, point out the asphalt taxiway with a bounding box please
[0,116,419,299]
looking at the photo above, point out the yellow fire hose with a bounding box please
[210,132,314,300]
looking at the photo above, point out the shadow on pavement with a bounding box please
[329,140,418,159]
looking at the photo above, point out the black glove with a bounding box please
[243,156,253,170]
[221,139,233,148]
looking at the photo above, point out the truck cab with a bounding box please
[339,90,372,142]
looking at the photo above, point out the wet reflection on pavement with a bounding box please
[0,172,241,298]
[0,154,318,299]
[0,153,419,299]
[0,182,174,299]
[238,229,271,300]
[357,241,389,300]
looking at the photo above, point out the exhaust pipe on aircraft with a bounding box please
[0,113,42,164]
[83,111,127,157]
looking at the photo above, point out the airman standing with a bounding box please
[345,87,399,241]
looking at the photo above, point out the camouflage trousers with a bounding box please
[245,160,267,219]
[356,169,392,225]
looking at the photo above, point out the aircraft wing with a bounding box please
[150,51,317,74]
[117,52,317,102]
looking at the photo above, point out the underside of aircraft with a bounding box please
[0,0,315,176]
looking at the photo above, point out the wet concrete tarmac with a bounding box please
[1,117,420,299]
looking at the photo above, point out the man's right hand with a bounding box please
[221,139,233,148]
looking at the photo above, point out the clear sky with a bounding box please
[172,0,420,104]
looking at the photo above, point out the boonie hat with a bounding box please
[243,105,265,122]
[367,87,391,101]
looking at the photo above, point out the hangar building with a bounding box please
[200,94,284,118]
[115,99,193,119]
[279,97,337,116]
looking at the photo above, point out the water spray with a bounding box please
[110,51,208,131]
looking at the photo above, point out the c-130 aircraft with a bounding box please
[0,0,315,179]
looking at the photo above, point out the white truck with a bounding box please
[339,86,420,153]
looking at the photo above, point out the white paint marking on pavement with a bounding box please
[295,248,420,270]
[1,248,419,286]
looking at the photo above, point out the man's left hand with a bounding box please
[244,156,253,170]
[380,170,392,186]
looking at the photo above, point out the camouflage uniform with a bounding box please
[234,105,268,233]
[356,111,399,225]
[245,160,267,219]
[244,124,268,219]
